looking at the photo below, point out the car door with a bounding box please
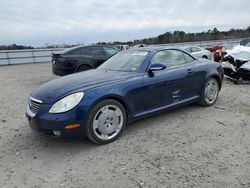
[142,49,200,111]
[89,46,107,68]
[103,47,119,59]
[68,47,94,69]
[65,47,91,64]
[182,52,206,98]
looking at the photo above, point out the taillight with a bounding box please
[58,57,66,62]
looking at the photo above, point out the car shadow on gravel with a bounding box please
[11,103,206,155]
[123,103,204,136]
[28,132,96,147]
[10,130,99,158]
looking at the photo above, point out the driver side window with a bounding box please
[89,47,105,56]
[151,50,186,68]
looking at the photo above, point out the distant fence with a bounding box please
[0,38,248,66]
[0,48,64,65]
[154,38,246,49]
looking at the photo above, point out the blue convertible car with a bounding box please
[26,47,224,144]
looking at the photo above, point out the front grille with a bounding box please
[29,98,42,115]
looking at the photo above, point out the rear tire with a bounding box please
[198,78,219,106]
[86,99,127,144]
[202,55,208,59]
[77,64,91,72]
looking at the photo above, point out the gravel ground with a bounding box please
[0,63,249,188]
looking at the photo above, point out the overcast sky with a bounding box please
[0,0,249,46]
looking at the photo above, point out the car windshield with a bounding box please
[98,50,149,72]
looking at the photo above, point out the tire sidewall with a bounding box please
[77,64,91,72]
[86,99,127,144]
[201,78,219,106]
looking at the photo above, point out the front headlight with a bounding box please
[49,92,84,113]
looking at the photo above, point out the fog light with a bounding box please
[53,130,61,136]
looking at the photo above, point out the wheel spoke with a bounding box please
[115,109,122,116]
[101,106,109,113]
[93,119,99,129]
[101,134,109,139]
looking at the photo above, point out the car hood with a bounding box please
[30,69,133,104]
[225,45,250,61]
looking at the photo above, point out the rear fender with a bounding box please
[75,59,93,71]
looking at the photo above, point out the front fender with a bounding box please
[204,63,224,89]
[79,75,144,121]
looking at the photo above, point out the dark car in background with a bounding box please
[240,39,250,47]
[52,45,119,76]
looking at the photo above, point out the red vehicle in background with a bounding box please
[206,45,226,62]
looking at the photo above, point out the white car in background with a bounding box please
[183,46,212,60]
[115,45,130,51]
[132,44,147,48]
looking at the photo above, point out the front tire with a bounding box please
[77,64,91,72]
[199,78,219,106]
[86,99,127,144]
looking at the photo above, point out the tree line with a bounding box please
[0,44,34,50]
[1,26,250,50]
[99,26,250,46]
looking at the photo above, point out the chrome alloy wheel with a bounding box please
[93,105,124,140]
[204,79,219,104]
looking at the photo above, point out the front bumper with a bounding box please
[26,104,88,138]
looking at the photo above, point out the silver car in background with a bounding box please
[183,46,212,60]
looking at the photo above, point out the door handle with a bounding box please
[166,81,172,85]
[187,69,193,74]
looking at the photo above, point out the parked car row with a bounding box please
[52,44,215,76]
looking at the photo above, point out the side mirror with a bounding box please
[148,63,166,72]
